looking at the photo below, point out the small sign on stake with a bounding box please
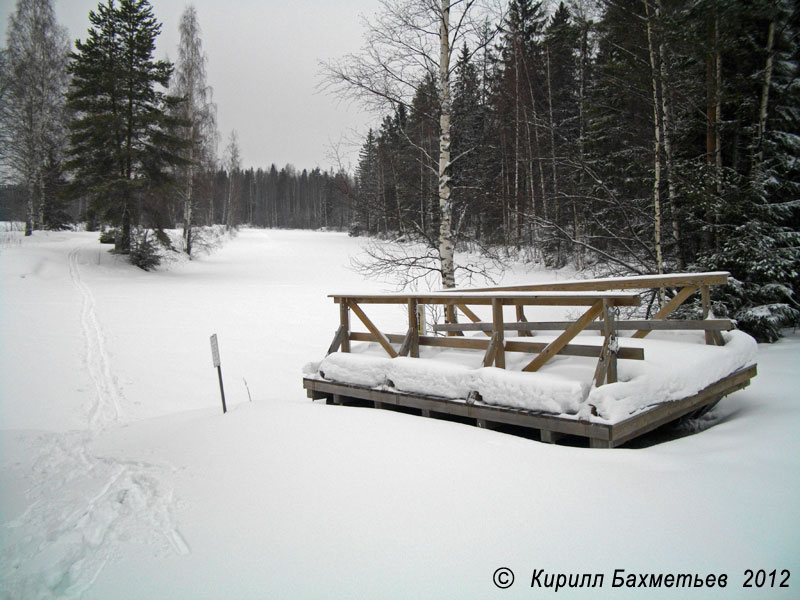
[210,333,227,414]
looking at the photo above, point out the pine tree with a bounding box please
[0,0,70,235]
[66,0,186,254]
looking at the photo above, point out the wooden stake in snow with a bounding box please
[210,333,227,414]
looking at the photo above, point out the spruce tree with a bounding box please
[66,0,186,254]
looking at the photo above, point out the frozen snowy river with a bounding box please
[1,228,798,599]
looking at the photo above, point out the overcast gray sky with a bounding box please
[0,0,380,171]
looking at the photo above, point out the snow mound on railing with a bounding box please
[316,350,591,416]
[582,329,757,422]
[312,329,757,424]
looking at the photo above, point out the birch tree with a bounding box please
[223,130,241,231]
[0,0,70,235]
[173,4,217,255]
[323,0,498,290]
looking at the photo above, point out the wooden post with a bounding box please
[492,298,505,369]
[445,304,462,336]
[408,299,420,357]
[604,299,618,384]
[516,305,531,337]
[340,300,350,353]
[700,285,723,345]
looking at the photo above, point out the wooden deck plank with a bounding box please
[303,378,612,440]
[607,365,757,446]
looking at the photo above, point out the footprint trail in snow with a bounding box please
[1,243,189,599]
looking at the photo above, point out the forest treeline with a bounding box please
[349,1,798,267]
[341,0,800,339]
[1,0,798,339]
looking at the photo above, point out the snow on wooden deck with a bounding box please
[308,330,757,424]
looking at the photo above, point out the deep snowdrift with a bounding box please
[1,229,798,600]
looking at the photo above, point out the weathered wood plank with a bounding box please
[331,292,640,306]
[397,328,415,357]
[303,377,612,440]
[408,299,420,357]
[523,301,604,372]
[339,301,350,353]
[347,331,645,360]
[492,298,505,369]
[603,299,618,384]
[327,325,345,356]
[701,285,713,345]
[540,430,565,444]
[516,305,531,337]
[457,303,492,338]
[593,336,610,388]
[448,271,730,293]
[348,300,397,358]
[432,318,733,333]
[608,365,757,446]
[482,333,500,367]
[304,365,755,448]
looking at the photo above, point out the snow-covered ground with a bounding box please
[1,228,798,599]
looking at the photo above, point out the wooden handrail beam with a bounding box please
[443,271,730,293]
[330,291,640,307]
[348,331,644,360]
[432,318,734,333]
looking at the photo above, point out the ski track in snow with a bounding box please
[1,243,189,599]
[67,245,124,428]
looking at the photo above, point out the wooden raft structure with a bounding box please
[303,272,757,448]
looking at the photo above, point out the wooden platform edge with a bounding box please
[303,377,612,441]
[302,363,757,448]
[606,364,758,447]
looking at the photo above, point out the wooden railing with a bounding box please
[446,271,731,345]
[326,272,733,389]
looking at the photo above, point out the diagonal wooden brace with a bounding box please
[348,300,398,358]
[482,333,502,368]
[523,301,603,372]
[398,328,415,357]
[327,325,345,355]
[457,303,492,338]
[632,285,698,339]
